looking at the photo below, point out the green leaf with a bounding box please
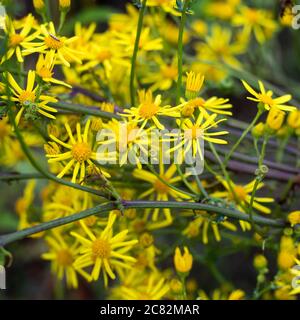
[62,6,118,35]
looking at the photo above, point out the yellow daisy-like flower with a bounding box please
[110,269,170,300]
[114,27,163,54]
[242,80,296,112]
[71,213,138,286]
[42,231,87,289]
[122,89,180,129]
[45,119,108,183]
[168,112,228,159]
[36,51,72,88]
[233,6,277,44]
[178,96,233,118]
[22,22,83,67]
[211,178,274,231]
[133,163,190,229]
[2,70,58,123]
[1,15,40,63]
[195,25,245,69]
[142,56,178,91]
[182,211,237,244]
[97,118,152,169]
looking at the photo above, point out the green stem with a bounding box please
[248,136,269,230]
[50,102,121,120]
[130,0,147,106]
[0,201,285,247]
[224,109,263,166]
[58,11,67,34]
[176,1,190,104]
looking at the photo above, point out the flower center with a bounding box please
[92,239,111,260]
[9,34,24,47]
[37,67,53,79]
[154,177,169,194]
[71,142,92,162]
[231,185,247,202]
[19,90,36,104]
[246,9,259,23]
[139,103,159,119]
[258,94,274,106]
[97,50,112,62]
[161,65,178,79]
[45,34,64,50]
[56,249,73,266]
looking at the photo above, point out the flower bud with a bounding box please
[59,0,71,12]
[33,0,45,11]
[185,71,204,100]
[252,122,265,138]
[174,246,193,274]
[253,254,267,270]
[288,211,300,227]
[287,110,300,129]
[266,107,285,132]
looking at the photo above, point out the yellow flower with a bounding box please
[174,246,193,274]
[97,118,151,169]
[2,70,58,123]
[287,110,300,129]
[71,213,138,286]
[266,107,286,132]
[288,211,300,227]
[252,122,265,138]
[183,211,237,244]
[133,163,190,229]
[1,15,40,63]
[233,6,277,44]
[178,96,233,118]
[185,71,204,100]
[114,27,163,54]
[122,89,180,130]
[33,0,45,11]
[59,0,71,11]
[22,22,83,67]
[242,80,296,112]
[110,269,170,300]
[212,178,274,231]
[41,231,86,289]
[168,113,228,159]
[195,25,245,69]
[142,56,178,91]
[45,120,108,183]
[253,255,268,270]
[206,0,240,20]
[36,52,72,88]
